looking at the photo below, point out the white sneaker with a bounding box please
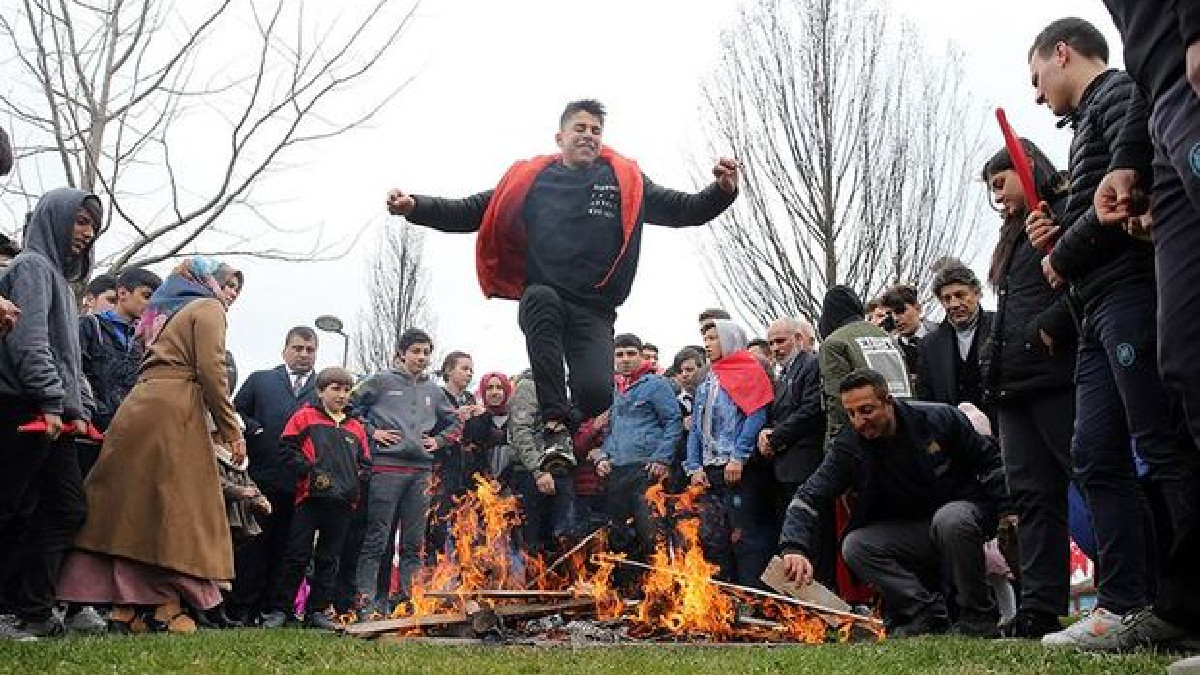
[1040,607,1126,650]
[1169,655,1200,675]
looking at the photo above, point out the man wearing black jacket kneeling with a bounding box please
[780,369,1005,638]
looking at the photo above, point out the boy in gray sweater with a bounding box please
[352,328,459,614]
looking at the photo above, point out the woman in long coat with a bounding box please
[57,257,245,634]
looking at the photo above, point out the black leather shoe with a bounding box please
[999,609,1061,639]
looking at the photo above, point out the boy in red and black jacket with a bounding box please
[262,367,371,630]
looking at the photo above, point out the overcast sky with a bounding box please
[5,0,1124,384]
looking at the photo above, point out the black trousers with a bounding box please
[995,389,1075,616]
[1148,77,1200,629]
[271,500,352,615]
[604,464,658,559]
[0,397,87,621]
[230,486,295,616]
[518,284,615,427]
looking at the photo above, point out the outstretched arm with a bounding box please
[643,158,739,228]
[386,188,495,233]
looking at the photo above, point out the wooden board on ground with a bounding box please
[760,556,852,611]
[341,611,468,637]
[760,555,853,627]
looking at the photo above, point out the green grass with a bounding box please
[0,629,1177,675]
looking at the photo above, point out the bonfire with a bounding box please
[341,476,884,645]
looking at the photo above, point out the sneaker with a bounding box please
[1000,609,1061,639]
[1040,607,1125,650]
[258,610,288,629]
[0,623,36,642]
[15,614,65,638]
[1169,655,1200,675]
[1108,607,1189,651]
[304,610,338,631]
[65,605,108,636]
[539,424,576,472]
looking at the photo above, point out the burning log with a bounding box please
[591,553,884,630]
[424,589,580,600]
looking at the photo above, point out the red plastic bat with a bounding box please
[995,107,1053,253]
[18,418,105,443]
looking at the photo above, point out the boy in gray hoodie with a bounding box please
[352,328,460,614]
[0,187,100,638]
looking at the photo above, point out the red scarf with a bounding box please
[711,350,774,415]
[476,147,644,300]
[616,362,657,394]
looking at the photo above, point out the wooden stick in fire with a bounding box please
[590,553,884,628]
[533,525,609,585]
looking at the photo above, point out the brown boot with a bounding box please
[150,601,197,634]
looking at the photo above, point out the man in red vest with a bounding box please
[386,99,738,466]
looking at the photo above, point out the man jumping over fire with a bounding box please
[385,99,738,466]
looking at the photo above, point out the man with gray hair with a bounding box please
[758,316,830,584]
[917,258,994,418]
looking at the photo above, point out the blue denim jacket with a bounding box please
[601,371,682,467]
[685,372,768,473]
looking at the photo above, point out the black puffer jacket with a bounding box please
[1049,69,1154,314]
[982,197,1078,402]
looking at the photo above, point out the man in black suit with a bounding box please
[919,259,994,418]
[229,326,319,623]
[758,316,832,586]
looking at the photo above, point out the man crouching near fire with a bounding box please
[780,369,1005,638]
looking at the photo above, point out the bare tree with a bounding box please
[0,0,418,269]
[698,0,986,327]
[353,220,433,373]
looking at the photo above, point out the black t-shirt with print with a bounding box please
[522,160,629,308]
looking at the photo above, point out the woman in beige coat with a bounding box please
[57,257,245,634]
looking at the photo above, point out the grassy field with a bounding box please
[0,629,1179,675]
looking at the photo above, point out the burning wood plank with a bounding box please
[591,553,884,629]
[424,589,581,600]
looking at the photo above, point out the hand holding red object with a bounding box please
[18,417,104,442]
[996,108,1055,253]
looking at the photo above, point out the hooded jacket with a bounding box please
[685,320,771,472]
[816,286,910,442]
[0,187,99,419]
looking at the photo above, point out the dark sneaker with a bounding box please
[539,424,576,472]
[0,623,36,642]
[304,611,338,631]
[258,610,288,629]
[890,609,950,638]
[16,614,64,638]
[1109,607,1190,651]
[1000,609,1062,639]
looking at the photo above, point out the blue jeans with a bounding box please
[1071,282,1179,613]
